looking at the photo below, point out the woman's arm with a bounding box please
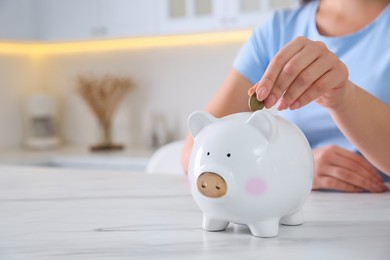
[328,81,390,175]
[204,68,253,117]
[249,36,390,176]
[182,58,387,192]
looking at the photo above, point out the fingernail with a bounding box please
[249,84,258,94]
[257,87,267,101]
[278,99,288,110]
[290,101,300,110]
[265,94,277,108]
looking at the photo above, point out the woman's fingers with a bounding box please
[249,37,349,110]
[313,145,388,193]
[322,164,386,193]
[279,57,331,109]
[313,175,364,192]
[254,37,307,103]
[333,146,385,185]
[269,41,329,109]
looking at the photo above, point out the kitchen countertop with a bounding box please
[0,166,389,260]
[0,146,153,171]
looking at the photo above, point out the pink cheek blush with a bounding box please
[245,177,267,196]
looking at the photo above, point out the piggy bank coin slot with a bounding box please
[197,172,227,198]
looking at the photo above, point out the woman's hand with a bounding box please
[181,134,194,174]
[312,145,388,193]
[248,36,349,110]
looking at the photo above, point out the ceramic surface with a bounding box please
[188,111,314,237]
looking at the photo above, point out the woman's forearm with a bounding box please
[329,81,390,175]
[205,69,252,117]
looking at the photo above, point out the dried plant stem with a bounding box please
[77,74,133,150]
[101,118,112,145]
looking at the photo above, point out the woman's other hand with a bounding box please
[312,145,388,193]
[181,134,193,174]
[248,36,349,110]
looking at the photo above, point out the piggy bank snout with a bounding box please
[197,172,227,198]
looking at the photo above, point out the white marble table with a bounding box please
[1,166,389,260]
[0,146,153,171]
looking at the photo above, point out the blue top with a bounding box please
[233,0,390,179]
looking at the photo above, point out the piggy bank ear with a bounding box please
[188,111,216,138]
[246,110,276,141]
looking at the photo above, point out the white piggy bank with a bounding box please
[187,110,314,237]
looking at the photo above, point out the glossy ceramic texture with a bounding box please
[188,110,314,237]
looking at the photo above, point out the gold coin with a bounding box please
[248,92,265,111]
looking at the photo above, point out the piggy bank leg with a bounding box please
[202,214,229,231]
[248,218,279,238]
[280,207,303,226]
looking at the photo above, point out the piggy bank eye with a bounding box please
[207,152,210,156]
[227,153,231,157]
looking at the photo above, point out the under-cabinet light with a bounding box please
[0,30,251,55]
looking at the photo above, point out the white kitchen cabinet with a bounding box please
[98,0,157,38]
[99,0,156,38]
[0,0,35,41]
[157,0,298,34]
[156,0,219,34]
[35,0,97,41]
[35,0,156,41]
[0,0,298,42]
[229,0,298,29]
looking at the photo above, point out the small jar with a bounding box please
[24,94,60,149]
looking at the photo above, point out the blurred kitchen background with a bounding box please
[0,0,297,170]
